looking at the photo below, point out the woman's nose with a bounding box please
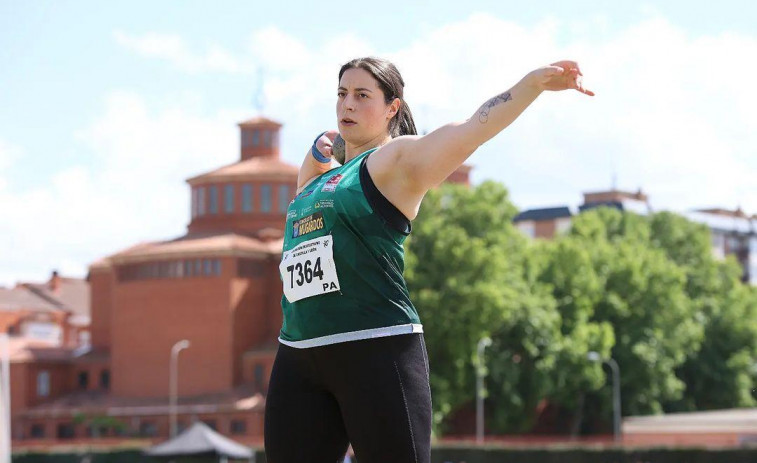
[343,94,356,111]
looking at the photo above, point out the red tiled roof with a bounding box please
[186,157,298,184]
[0,286,59,313]
[98,233,283,265]
[22,275,89,318]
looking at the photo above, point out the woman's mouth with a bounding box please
[340,118,357,127]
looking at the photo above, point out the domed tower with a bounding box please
[87,115,298,402]
[186,116,298,238]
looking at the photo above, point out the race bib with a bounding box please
[279,235,340,303]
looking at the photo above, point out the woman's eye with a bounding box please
[337,92,345,97]
[359,93,368,98]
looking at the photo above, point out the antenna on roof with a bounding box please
[253,67,266,114]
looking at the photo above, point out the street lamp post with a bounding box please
[587,351,621,442]
[475,337,492,444]
[169,340,190,438]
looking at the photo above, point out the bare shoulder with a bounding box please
[365,135,421,177]
[365,135,426,220]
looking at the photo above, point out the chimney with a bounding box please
[238,117,283,161]
[49,270,61,292]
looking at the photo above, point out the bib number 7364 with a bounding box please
[279,235,340,302]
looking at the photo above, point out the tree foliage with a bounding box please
[405,182,757,435]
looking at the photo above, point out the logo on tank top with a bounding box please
[292,211,325,238]
[298,189,314,199]
[321,174,343,193]
[315,199,334,209]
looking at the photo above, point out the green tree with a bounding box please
[406,182,610,434]
[405,181,528,431]
[565,208,703,418]
[649,212,757,411]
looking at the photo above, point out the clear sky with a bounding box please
[1,0,756,285]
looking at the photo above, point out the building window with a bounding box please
[254,363,264,392]
[230,419,247,435]
[139,421,158,437]
[184,260,194,277]
[77,371,89,390]
[191,188,197,218]
[225,184,234,213]
[30,423,45,438]
[261,185,271,213]
[516,221,535,238]
[57,423,75,439]
[712,232,726,259]
[37,371,50,397]
[278,185,290,213]
[264,130,271,147]
[209,186,218,214]
[556,218,572,235]
[198,187,206,216]
[242,184,253,212]
[252,130,260,146]
[117,259,222,282]
[100,369,111,390]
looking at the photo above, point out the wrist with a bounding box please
[311,132,331,163]
[522,70,544,94]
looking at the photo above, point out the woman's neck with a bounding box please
[344,133,392,164]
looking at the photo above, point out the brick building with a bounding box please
[5,116,472,445]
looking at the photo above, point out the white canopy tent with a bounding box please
[145,421,254,463]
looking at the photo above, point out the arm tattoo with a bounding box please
[478,91,513,123]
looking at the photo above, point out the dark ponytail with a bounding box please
[339,57,417,137]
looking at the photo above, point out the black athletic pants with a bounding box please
[264,333,432,463]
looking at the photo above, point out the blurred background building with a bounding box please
[514,189,757,285]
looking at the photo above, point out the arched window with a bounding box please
[225,184,234,213]
[278,185,290,213]
[197,187,206,216]
[261,185,271,212]
[37,371,50,397]
[242,184,253,212]
[208,186,218,214]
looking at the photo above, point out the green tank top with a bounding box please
[278,148,422,348]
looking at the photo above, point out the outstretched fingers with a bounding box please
[570,68,594,96]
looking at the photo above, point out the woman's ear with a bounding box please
[387,97,401,119]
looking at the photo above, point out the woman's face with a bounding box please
[337,67,398,144]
